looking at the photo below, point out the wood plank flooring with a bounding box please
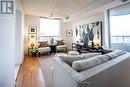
[15,56,46,87]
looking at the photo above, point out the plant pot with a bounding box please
[32,52,37,57]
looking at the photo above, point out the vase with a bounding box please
[32,52,37,57]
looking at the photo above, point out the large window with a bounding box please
[109,3,130,52]
[40,18,60,41]
[110,14,130,52]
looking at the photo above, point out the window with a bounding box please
[110,14,130,52]
[40,18,60,41]
[109,3,130,52]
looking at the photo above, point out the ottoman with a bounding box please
[68,51,80,55]
[55,53,67,57]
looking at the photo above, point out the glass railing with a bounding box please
[39,35,60,41]
[111,36,130,52]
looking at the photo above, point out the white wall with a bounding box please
[67,0,130,49]
[15,0,25,65]
[61,21,73,50]
[62,13,106,50]
[0,15,15,87]
[0,0,25,86]
[24,15,40,55]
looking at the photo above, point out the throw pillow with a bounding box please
[59,55,85,65]
[38,41,48,47]
[115,50,126,56]
[56,40,64,45]
[72,55,109,72]
[106,50,126,60]
[81,53,101,59]
[59,53,101,65]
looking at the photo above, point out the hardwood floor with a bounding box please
[15,56,46,87]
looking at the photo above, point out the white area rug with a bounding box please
[39,55,54,87]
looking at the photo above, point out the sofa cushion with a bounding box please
[56,45,67,50]
[72,55,109,71]
[59,53,101,65]
[115,50,126,56]
[81,53,101,59]
[106,50,126,60]
[39,41,48,47]
[59,55,84,65]
[39,47,51,53]
[56,40,64,45]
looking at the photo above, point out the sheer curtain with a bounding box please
[39,18,60,41]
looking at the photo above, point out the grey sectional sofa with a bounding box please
[53,52,130,87]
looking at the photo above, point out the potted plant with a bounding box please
[30,46,38,57]
[31,47,38,57]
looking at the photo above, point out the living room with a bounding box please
[0,0,130,87]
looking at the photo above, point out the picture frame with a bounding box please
[29,34,37,42]
[29,26,37,34]
[75,21,102,47]
[66,30,72,37]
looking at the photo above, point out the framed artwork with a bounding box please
[66,30,72,37]
[75,21,102,48]
[29,34,37,42]
[29,26,37,34]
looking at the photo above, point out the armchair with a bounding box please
[56,40,67,52]
[38,41,51,56]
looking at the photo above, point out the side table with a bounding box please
[49,44,57,53]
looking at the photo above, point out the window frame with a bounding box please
[39,17,61,41]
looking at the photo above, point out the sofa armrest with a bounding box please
[53,57,84,82]
[53,53,130,87]
[53,57,96,87]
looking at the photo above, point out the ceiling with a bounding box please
[22,0,97,18]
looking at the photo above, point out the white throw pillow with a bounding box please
[115,50,126,56]
[59,53,101,65]
[81,53,101,59]
[72,55,109,71]
[59,55,85,65]
[106,50,126,60]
